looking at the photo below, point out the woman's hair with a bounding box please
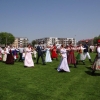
[69,41,72,44]
[27,44,31,47]
[61,44,64,48]
[53,43,55,46]
[97,43,100,46]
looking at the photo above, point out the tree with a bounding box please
[93,35,100,45]
[31,40,37,47]
[0,32,15,46]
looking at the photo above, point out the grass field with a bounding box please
[0,53,100,100]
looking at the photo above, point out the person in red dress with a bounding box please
[51,43,58,60]
[67,41,77,68]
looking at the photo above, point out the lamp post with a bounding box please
[74,35,77,46]
[6,35,10,46]
[6,37,7,46]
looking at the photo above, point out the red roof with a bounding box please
[80,38,93,42]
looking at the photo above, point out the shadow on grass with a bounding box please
[54,68,57,70]
[69,66,74,68]
[86,66,92,70]
[85,71,100,76]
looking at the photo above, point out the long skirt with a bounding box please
[76,53,80,60]
[51,50,58,58]
[3,54,7,62]
[6,54,14,64]
[45,51,52,62]
[92,57,100,71]
[0,54,2,61]
[57,57,70,72]
[24,53,34,67]
[67,53,76,64]
[76,53,85,60]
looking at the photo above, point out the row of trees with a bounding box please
[31,40,37,47]
[0,32,37,47]
[93,35,100,44]
[0,32,15,46]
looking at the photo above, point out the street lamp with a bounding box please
[6,37,7,46]
[6,35,10,46]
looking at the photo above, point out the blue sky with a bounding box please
[0,0,100,42]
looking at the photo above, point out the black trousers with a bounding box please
[36,54,45,64]
[19,53,23,61]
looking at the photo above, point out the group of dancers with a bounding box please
[0,40,100,74]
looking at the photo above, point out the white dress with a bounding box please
[22,52,25,60]
[33,50,37,58]
[24,48,34,67]
[57,48,70,72]
[80,46,86,60]
[45,48,52,62]
[2,50,7,62]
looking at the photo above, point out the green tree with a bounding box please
[93,35,100,45]
[31,40,37,47]
[0,32,15,46]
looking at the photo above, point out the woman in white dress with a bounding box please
[24,44,34,67]
[76,44,86,65]
[2,47,8,62]
[57,44,70,72]
[45,45,52,62]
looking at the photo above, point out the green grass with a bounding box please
[0,53,100,100]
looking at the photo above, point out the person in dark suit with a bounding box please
[36,42,46,65]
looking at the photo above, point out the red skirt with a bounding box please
[51,50,58,58]
[6,54,14,64]
[0,57,2,61]
[67,52,76,64]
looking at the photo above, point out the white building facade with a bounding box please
[12,37,28,47]
[35,37,76,46]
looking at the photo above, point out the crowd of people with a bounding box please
[0,40,100,75]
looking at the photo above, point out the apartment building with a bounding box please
[35,37,76,46]
[12,37,28,47]
[58,38,76,46]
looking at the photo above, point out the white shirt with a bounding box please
[97,47,100,53]
[18,47,24,53]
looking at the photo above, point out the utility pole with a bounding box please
[6,37,7,46]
